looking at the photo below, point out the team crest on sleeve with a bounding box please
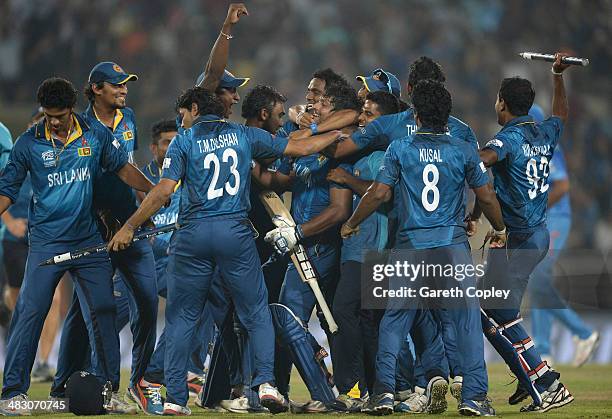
[162,158,171,169]
[122,130,134,141]
[78,147,92,157]
[486,138,503,148]
[41,150,56,167]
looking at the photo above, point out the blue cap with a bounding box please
[529,104,545,123]
[88,61,138,85]
[196,69,250,89]
[356,68,402,98]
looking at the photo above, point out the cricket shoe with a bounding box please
[450,376,463,403]
[426,376,448,414]
[162,403,191,416]
[572,331,600,367]
[106,392,138,415]
[363,392,394,416]
[458,398,496,416]
[220,396,269,414]
[508,382,529,405]
[520,381,573,413]
[128,379,164,415]
[394,386,427,413]
[395,388,412,402]
[0,394,31,416]
[186,372,204,398]
[258,383,288,414]
[336,394,365,412]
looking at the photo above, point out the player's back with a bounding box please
[166,116,284,222]
[388,132,486,249]
[484,115,563,231]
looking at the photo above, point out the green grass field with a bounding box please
[9,363,612,417]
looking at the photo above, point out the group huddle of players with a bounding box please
[0,3,578,417]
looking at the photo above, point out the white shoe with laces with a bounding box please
[572,331,600,367]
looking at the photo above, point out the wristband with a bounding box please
[220,31,233,40]
[494,227,506,235]
[551,67,563,76]
[295,224,305,241]
[126,221,137,231]
[310,123,318,135]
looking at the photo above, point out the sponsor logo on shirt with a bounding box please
[112,139,121,149]
[486,138,503,148]
[41,150,56,168]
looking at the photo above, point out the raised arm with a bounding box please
[197,3,249,91]
[551,52,570,123]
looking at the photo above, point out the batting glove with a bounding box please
[264,225,305,255]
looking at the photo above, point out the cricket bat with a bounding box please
[259,190,339,334]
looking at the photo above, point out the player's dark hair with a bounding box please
[398,99,410,112]
[175,87,225,117]
[241,85,287,119]
[499,77,535,116]
[313,68,351,92]
[407,56,446,88]
[412,80,452,132]
[83,81,105,104]
[151,119,178,144]
[325,84,361,112]
[37,77,77,109]
[366,91,400,116]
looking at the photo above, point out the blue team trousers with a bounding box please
[51,239,158,394]
[481,225,558,400]
[528,216,592,354]
[3,248,118,399]
[164,217,275,407]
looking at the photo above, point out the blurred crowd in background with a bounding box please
[0,0,610,250]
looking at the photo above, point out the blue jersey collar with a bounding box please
[503,115,535,129]
[34,112,91,139]
[192,114,226,126]
[414,126,447,136]
[146,159,162,178]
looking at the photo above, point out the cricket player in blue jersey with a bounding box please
[526,105,599,370]
[342,80,506,416]
[0,78,154,415]
[49,62,156,415]
[107,87,345,415]
[262,83,361,413]
[325,91,400,411]
[473,53,574,413]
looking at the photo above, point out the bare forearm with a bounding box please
[0,196,13,218]
[343,175,373,197]
[346,189,384,228]
[301,205,349,237]
[478,197,504,231]
[199,23,232,91]
[285,131,341,157]
[552,74,568,122]
[117,163,155,193]
[125,188,171,229]
[547,180,569,207]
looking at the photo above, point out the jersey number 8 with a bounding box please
[526,156,550,200]
[204,148,240,199]
[421,163,440,212]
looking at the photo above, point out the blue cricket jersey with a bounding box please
[142,159,180,258]
[0,114,128,250]
[3,175,33,244]
[351,107,478,150]
[376,129,489,249]
[483,115,563,231]
[340,151,389,262]
[84,105,139,224]
[0,122,12,170]
[547,146,570,218]
[162,114,288,222]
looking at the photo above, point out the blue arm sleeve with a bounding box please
[0,138,29,203]
[162,134,187,182]
[350,118,386,150]
[483,132,512,162]
[246,126,288,160]
[540,116,564,149]
[464,144,490,189]
[100,128,129,172]
[375,142,400,187]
